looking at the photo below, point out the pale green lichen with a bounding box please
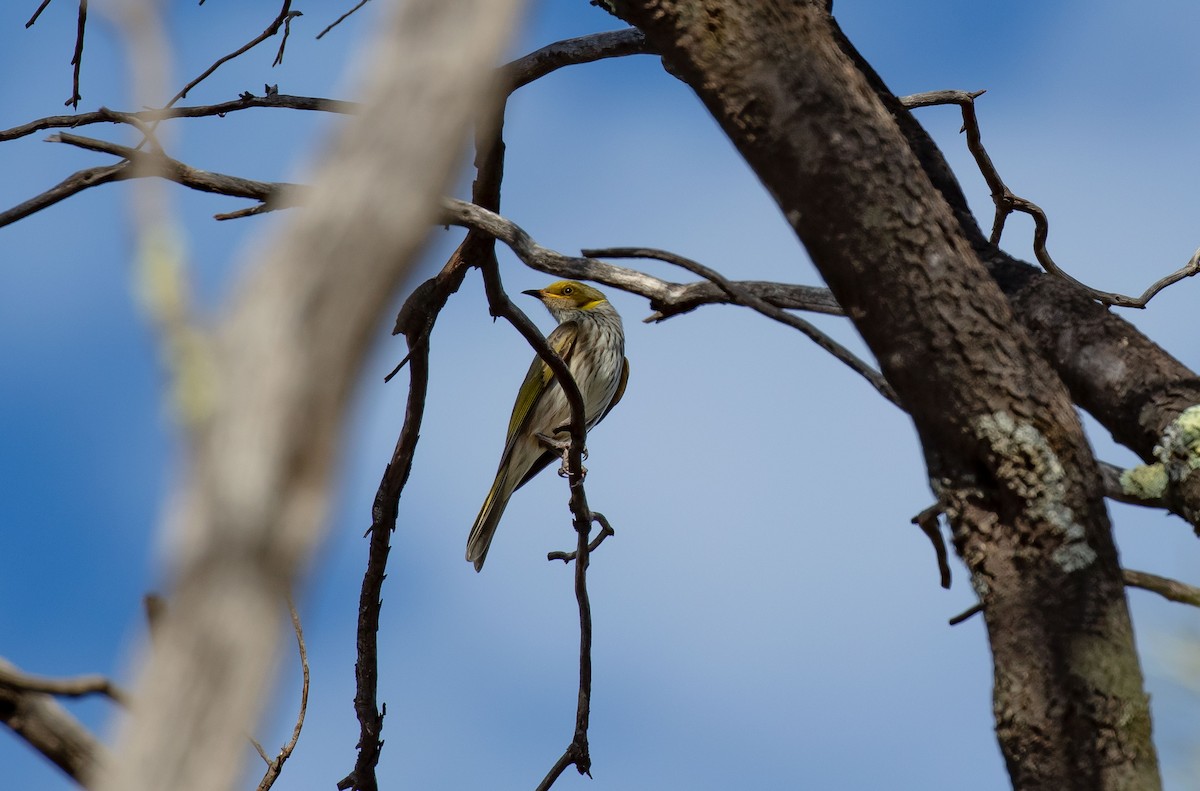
[974,411,1097,573]
[1154,404,1200,473]
[1119,463,1168,500]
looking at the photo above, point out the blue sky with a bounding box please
[3,2,1200,789]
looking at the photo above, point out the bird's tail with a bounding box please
[466,470,516,572]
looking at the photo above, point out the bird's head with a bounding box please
[522,281,608,321]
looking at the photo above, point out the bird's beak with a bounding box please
[521,288,543,298]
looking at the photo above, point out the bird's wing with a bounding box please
[499,319,579,454]
[595,356,629,426]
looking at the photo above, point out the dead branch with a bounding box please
[0,664,129,706]
[440,198,842,322]
[548,512,616,562]
[910,503,952,589]
[317,0,373,40]
[0,656,109,787]
[255,595,310,791]
[0,161,128,228]
[0,94,353,143]
[25,0,54,28]
[66,0,87,108]
[585,246,898,406]
[904,89,1200,308]
[1124,568,1200,608]
[168,1,298,106]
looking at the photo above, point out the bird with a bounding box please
[466,280,629,571]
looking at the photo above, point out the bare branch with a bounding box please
[0,94,353,143]
[548,512,616,562]
[65,0,88,108]
[316,0,373,40]
[1123,568,1200,608]
[254,595,309,791]
[584,246,899,406]
[338,290,440,791]
[904,89,1200,308]
[949,603,983,626]
[0,656,109,787]
[503,27,649,92]
[0,664,130,706]
[25,0,54,28]
[46,132,301,211]
[910,503,951,589]
[0,161,128,228]
[167,1,298,106]
[440,197,843,320]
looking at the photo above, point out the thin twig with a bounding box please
[549,512,616,562]
[255,594,310,791]
[0,94,353,143]
[25,0,54,27]
[65,0,87,108]
[272,10,301,67]
[317,0,373,40]
[948,603,983,626]
[440,197,843,321]
[585,246,899,406]
[903,89,1200,308]
[167,1,296,107]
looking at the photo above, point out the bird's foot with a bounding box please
[537,432,588,479]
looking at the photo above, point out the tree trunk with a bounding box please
[609,2,1161,788]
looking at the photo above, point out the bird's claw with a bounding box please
[557,461,588,479]
[538,432,588,479]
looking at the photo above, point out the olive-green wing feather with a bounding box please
[496,320,579,470]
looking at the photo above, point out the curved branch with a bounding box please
[0,94,353,143]
[0,161,128,228]
[0,664,129,706]
[254,595,309,791]
[905,89,1200,308]
[584,246,898,405]
[167,1,298,106]
[439,198,841,319]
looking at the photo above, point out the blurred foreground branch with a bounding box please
[94,4,526,791]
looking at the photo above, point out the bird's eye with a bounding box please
[562,286,573,295]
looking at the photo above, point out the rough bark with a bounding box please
[827,18,1200,499]
[610,1,1159,789]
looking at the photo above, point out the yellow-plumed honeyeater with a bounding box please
[467,281,629,571]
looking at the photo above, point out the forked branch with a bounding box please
[903,89,1200,308]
